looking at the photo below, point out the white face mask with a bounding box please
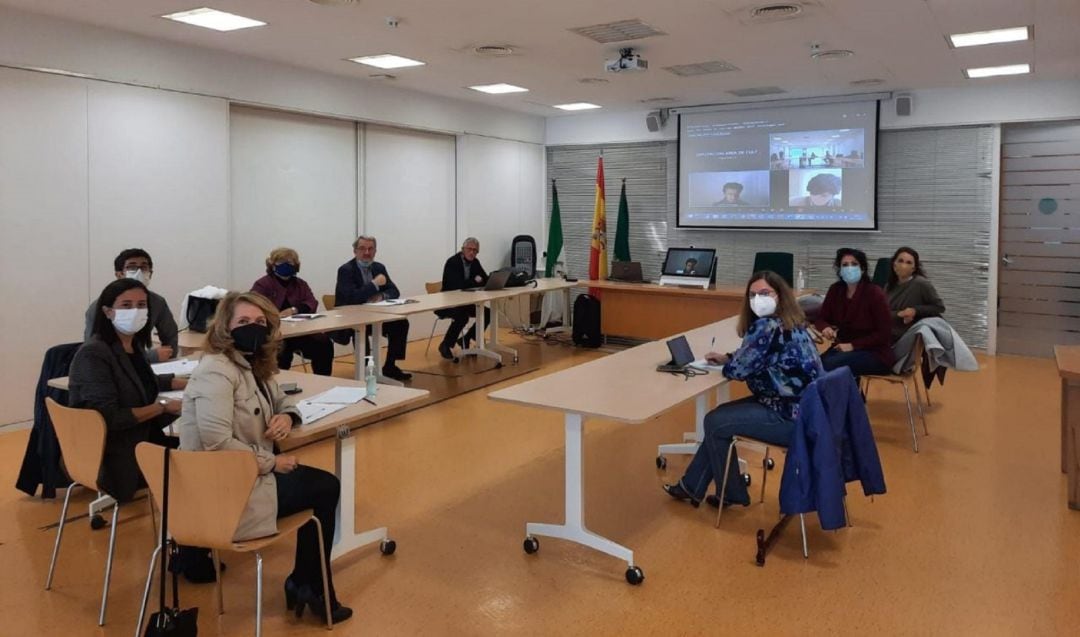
[124,269,151,285]
[750,294,778,318]
[110,308,149,335]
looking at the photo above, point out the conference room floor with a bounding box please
[2,332,1078,635]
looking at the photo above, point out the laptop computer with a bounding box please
[610,261,644,283]
[464,268,511,292]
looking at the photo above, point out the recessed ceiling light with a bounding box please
[948,26,1031,48]
[811,49,854,60]
[964,63,1031,79]
[349,54,426,69]
[161,7,266,32]
[553,103,602,111]
[468,83,529,94]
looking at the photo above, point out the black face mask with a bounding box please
[231,323,269,354]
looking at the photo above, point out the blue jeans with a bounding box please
[678,397,794,505]
[820,348,891,377]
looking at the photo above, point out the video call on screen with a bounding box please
[678,100,879,230]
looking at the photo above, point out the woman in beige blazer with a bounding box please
[177,291,352,625]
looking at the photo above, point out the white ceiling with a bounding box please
[2,0,1077,117]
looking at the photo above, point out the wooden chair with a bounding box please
[44,397,144,626]
[322,294,336,311]
[862,334,929,452]
[134,443,333,636]
[424,281,449,355]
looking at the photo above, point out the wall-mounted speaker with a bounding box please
[645,108,670,132]
[895,94,913,117]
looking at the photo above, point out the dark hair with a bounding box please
[113,248,153,273]
[737,270,805,337]
[722,182,744,193]
[833,248,870,281]
[685,258,698,267]
[90,279,153,349]
[807,173,841,195]
[886,246,927,291]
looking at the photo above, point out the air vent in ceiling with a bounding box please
[578,77,610,84]
[309,0,361,5]
[728,86,787,97]
[568,19,666,44]
[368,73,396,80]
[664,60,740,77]
[474,45,515,57]
[749,4,803,20]
[811,49,854,60]
[639,97,677,104]
[850,78,885,86]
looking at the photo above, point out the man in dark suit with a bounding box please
[435,237,490,360]
[335,235,412,381]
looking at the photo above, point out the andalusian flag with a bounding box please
[613,178,631,262]
[588,156,607,294]
[545,180,564,277]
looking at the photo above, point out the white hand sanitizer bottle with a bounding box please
[365,356,377,397]
[795,268,806,293]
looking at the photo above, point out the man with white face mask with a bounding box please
[82,248,178,362]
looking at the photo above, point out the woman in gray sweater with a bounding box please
[885,247,945,341]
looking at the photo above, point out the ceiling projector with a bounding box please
[605,47,648,73]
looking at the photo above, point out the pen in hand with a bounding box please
[710,336,716,349]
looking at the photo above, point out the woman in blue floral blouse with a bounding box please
[664,270,822,509]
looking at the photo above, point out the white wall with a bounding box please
[544,80,1080,145]
[456,135,546,269]
[0,5,544,145]
[229,106,358,302]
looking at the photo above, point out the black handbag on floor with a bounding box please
[145,446,199,636]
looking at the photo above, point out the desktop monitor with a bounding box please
[661,248,716,279]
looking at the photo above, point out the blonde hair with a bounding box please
[265,247,300,274]
[736,270,806,337]
[205,291,282,381]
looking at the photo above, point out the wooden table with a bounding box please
[1055,345,1080,510]
[179,305,408,385]
[579,280,745,340]
[280,371,429,559]
[488,316,743,583]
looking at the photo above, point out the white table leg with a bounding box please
[331,428,392,561]
[486,300,519,363]
[354,323,402,386]
[461,301,502,364]
[541,287,573,335]
[525,413,638,578]
[657,384,734,464]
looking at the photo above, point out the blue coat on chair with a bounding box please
[779,366,887,530]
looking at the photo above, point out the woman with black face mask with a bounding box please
[176,291,352,625]
[251,247,334,376]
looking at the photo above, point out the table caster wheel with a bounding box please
[655,456,667,470]
[523,537,539,554]
[380,539,396,556]
[742,473,752,487]
[90,514,107,530]
[764,457,775,470]
[495,362,503,369]
[625,566,644,585]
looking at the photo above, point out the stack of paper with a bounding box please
[368,298,409,306]
[296,385,372,425]
[296,401,347,425]
[281,313,326,322]
[151,359,199,376]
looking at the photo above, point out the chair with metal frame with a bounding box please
[861,333,929,452]
[43,397,152,626]
[133,443,334,636]
[424,281,451,355]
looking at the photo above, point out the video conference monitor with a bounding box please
[661,248,716,278]
[678,98,879,231]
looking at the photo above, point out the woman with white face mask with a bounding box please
[68,279,187,501]
[816,247,895,377]
[663,270,822,511]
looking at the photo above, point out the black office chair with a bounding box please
[871,257,891,287]
[752,252,794,287]
[511,235,536,278]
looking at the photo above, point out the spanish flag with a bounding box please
[588,156,607,296]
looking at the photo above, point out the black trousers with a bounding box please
[366,318,409,367]
[275,465,341,602]
[278,334,334,376]
[438,306,490,347]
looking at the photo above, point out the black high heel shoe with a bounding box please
[285,577,353,624]
[662,483,700,508]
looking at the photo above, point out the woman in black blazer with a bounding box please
[68,279,186,501]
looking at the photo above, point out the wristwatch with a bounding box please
[158,398,169,410]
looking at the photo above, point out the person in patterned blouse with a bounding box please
[663,270,822,509]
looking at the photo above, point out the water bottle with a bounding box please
[795,268,806,292]
[365,356,377,397]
